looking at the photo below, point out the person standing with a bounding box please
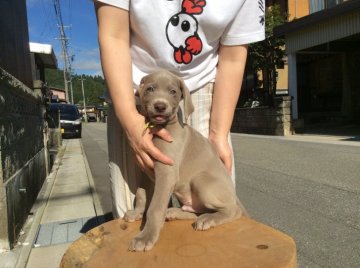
[94,0,265,218]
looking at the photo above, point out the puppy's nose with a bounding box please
[154,101,167,113]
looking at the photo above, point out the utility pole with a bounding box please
[54,0,72,103]
[68,55,75,104]
[56,25,71,103]
[68,72,74,104]
[79,75,87,122]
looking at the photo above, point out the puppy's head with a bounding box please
[138,70,194,125]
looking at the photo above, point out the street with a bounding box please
[82,122,360,268]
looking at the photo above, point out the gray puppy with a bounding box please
[125,70,248,252]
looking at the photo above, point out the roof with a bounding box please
[29,42,58,69]
[50,87,65,93]
[274,0,360,37]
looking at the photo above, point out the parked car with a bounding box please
[48,103,82,138]
[87,113,97,122]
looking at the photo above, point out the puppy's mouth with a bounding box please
[150,114,170,125]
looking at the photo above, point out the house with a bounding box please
[275,0,360,127]
[49,87,67,103]
[30,42,57,83]
[0,0,57,250]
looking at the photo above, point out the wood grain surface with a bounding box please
[60,217,297,268]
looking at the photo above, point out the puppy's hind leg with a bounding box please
[193,206,242,231]
[124,188,146,222]
[165,207,198,221]
[192,176,244,231]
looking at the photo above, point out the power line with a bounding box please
[53,0,73,103]
[38,0,57,40]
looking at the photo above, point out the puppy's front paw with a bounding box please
[124,210,143,222]
[128,230,158,252]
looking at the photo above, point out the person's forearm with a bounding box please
[210,45,248,138]
[96,4,138,130]
[100,36,138,129]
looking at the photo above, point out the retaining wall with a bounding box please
[232,96,293,136]
[0,68,47,249]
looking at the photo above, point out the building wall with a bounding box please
[0,0,33,88]
[0,0,48,249]
[288,0,310,20]
[51,88,66,101]
[0,68,47,249]
[276,64,289,92]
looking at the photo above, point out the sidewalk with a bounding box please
[0,139,105,268]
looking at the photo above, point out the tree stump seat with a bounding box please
[60,217,297,268]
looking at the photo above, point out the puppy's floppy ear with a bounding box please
[136,77,146,96]
[179,77,194,122]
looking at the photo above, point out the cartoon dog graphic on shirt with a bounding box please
[166,0,206,64]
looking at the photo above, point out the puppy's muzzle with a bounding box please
[154,101,168,113]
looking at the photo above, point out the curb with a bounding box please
[80,140,105,223]
[231,133,360,147]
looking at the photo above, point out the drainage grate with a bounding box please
[34,217,93,247]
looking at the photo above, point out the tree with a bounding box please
[45,69,107,105]
[249,4,286,105]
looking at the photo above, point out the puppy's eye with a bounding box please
[169,89,177,96]
[146,86,155,93]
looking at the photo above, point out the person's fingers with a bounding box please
[151,127,173,143]
[220,154,232,175]
[147,142,174,166]
[140,128,173,166]
[209,135,233,175]
[127,116,174,170]
[135,154,146,171]
[140,151,155,170]
[135,145,156,170]
[136,152,157,176]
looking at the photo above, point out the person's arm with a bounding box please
[95,2,173,170]
[209,44,248,174]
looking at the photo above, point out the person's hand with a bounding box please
[125,114,174,173]
[208,134,232,175]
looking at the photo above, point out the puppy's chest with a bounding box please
[153,127,189,157]
[154,126,213,169]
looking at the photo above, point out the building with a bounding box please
[275,0,360,127]
[49,87,67,103]
[0,0,57,249]
[30,42,57,83]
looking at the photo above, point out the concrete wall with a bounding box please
[0,68,47,249]
[232,96,293,136]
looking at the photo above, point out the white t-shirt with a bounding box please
[97,0,265,92]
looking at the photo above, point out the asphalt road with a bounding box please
[81,122,360,268]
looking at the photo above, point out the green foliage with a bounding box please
[249,4,286,99]
[44,69,107,105]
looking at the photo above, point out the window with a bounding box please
[309,0,346,14]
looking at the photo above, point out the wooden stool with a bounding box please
[60,218,297,268]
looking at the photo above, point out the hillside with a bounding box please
[45,69,107,105]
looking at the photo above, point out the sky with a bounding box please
[26,0,102,76]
